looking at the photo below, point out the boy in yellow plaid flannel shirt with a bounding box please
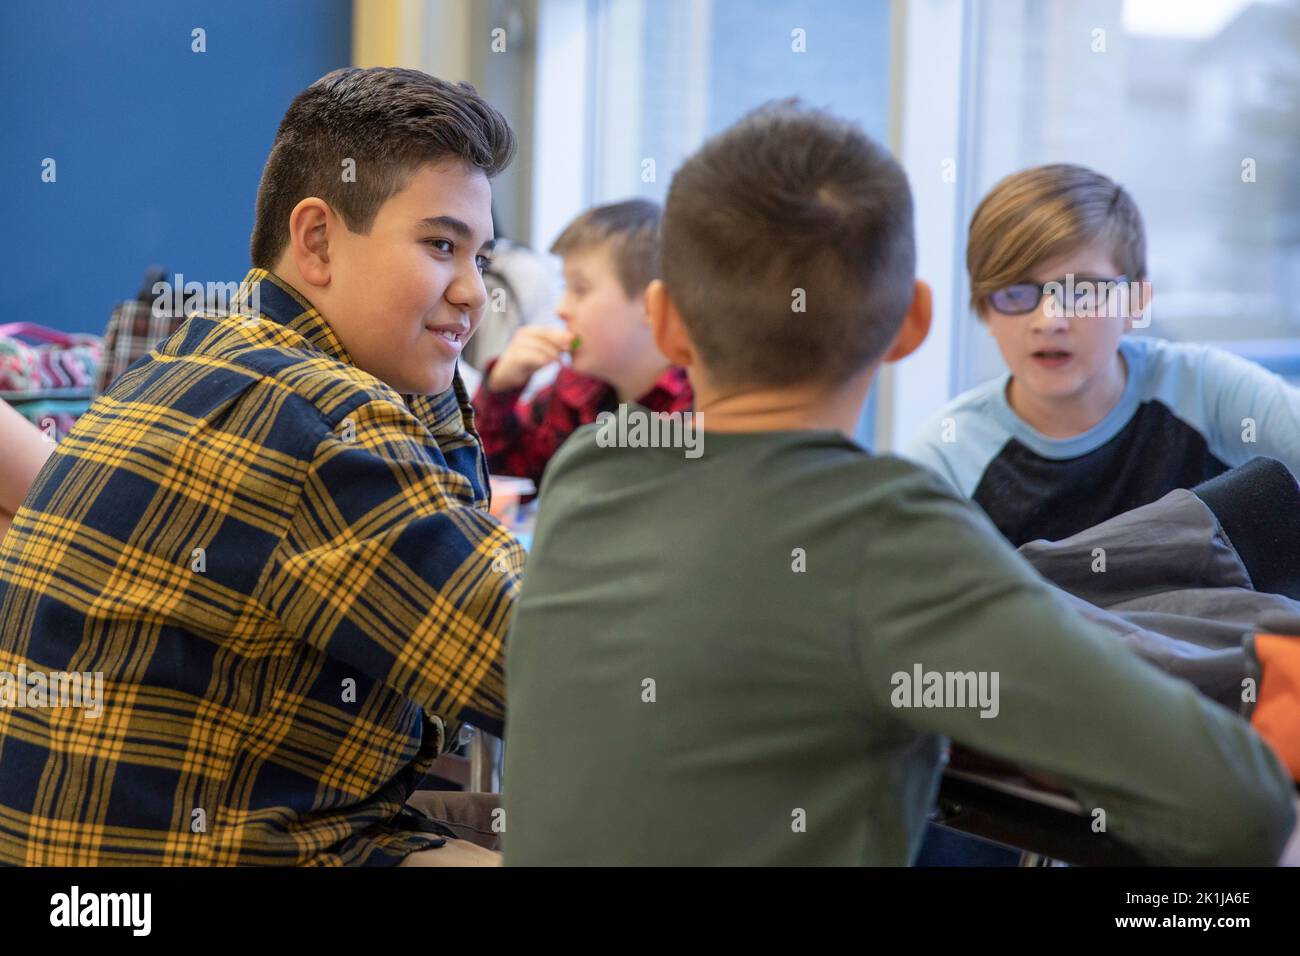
[0,68,522,866]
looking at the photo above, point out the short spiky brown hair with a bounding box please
[549,199,662,299]
[250,67,516,268]
[967,164,1147,312]
[661,100,916,389]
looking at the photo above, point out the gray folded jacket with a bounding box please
[1017,457,1300,711]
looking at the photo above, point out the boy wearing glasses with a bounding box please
[906,163,1300,546]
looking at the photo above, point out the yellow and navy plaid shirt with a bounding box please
[0,270,523,865]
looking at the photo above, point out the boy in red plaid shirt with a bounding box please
[472,200,692,489]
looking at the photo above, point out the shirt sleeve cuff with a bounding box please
[472,358,526,423]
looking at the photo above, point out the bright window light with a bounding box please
[1121,0,1264,38]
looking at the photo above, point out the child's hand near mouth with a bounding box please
[485,326,581,393]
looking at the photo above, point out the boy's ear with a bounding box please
[883,279,933,363]
[285,197,334,288]
[646,279,695,368]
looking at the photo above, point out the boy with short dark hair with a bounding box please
[0,67,522,866]
[472,199,692,490]
[502,103,1295,866]
[906,164,1300,547]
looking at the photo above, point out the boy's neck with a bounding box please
[1008,351,1129,439]
[691,369,875,439]
[610,359,672,405]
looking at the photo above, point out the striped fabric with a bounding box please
[0,270,523,865]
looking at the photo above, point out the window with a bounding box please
[534,0,895,444]
[587,0,892,206]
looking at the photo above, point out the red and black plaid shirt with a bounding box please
[472,362,694,488]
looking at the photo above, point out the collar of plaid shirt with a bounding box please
[0,268,521,866]
[561,363,692,412]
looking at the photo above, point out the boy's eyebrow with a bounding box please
[416,215,496,252]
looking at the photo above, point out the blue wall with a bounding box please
[0,0,351,333]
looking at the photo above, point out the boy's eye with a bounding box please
[425,239,491,273]
[989,283,1042,314]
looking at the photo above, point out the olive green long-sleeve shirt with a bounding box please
[504,424,1294,865]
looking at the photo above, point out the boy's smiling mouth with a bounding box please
[425,321,469,351]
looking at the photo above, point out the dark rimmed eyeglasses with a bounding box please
[988,275,1129,315]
